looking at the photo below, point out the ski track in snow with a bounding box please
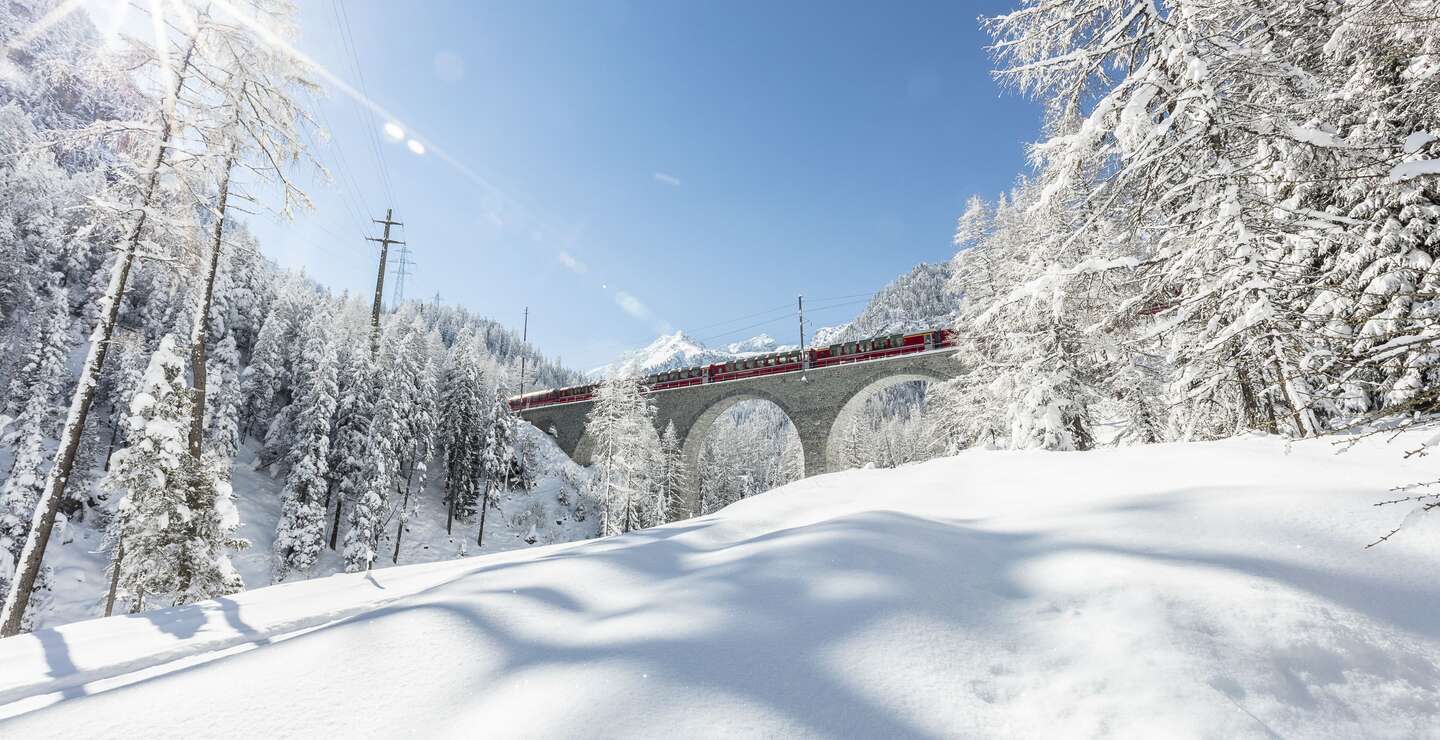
[2,433,1439,738]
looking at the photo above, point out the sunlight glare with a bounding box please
[384,122,405,140]
[406,139,426,155]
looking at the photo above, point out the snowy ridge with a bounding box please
[2,433,1437,736]
[588,331,793,379]
[822,262,961,344]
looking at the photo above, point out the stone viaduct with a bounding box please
[517,348,962,516]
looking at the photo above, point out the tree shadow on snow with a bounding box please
[14,503,1439,735]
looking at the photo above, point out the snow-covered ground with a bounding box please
[2,433,1438,738]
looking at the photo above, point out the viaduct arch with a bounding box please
[517,348,961,518]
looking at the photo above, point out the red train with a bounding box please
[511,328,956,412]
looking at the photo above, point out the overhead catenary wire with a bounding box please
[689,301,796,332]
[694,292,878,345]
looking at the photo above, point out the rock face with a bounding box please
[522,347,962,516]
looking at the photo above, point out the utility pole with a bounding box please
[797,295,806,368]
[366,209,403,353]
[518,307,530,398]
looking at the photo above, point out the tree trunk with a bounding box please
[329,494,343,550]
[391,478,413,564]
[187,146,237,459]
[103,417,119,472]
[103,539,123,617]
[476,488,489,547]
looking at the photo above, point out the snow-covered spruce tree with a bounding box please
[342,321,419,571]
[272,306,338,581]
[95,333,148,472]
[1306,7,1440,418]
[101,336,244,612]
[384,319,439,561]
[657,421,688,522]
[583,375,660,536]
[203,335,243,460]
[439,330,486,530]
[0,282,71,628]
[325,298,375,550]
[240,273,308,442]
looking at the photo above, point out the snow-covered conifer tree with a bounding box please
[101,336,244,611]
[326,299,375,550]
[656,421,688,522]
[0,282,71,628]
[272,308,338,581]
[583,376,659,536]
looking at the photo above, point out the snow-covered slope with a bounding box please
[589,330,792,379]
[3,434,1438,737]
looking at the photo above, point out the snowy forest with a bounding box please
[4,0,1440,642]
[926,1,1440,453]
[0,0,588,634]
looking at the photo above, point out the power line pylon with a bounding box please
[389,242,415,307]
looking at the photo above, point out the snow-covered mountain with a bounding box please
[593,262,960,380]
[589,331,794,379]
[5,432,1436,735]
[821,261,961,344]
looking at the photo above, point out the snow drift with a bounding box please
[1,434,1438,738]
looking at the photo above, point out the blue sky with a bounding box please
[245,0,1041,370]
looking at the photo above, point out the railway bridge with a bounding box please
[516,345,962,517]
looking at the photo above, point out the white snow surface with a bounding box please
[2,433,1439,738]
[1389,159,1440,183]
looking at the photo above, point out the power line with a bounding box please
[304,87,374,237]
[330,0,395,208]
[698,313,801,344]
[689,301,795,332]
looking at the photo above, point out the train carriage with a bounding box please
[510,328,953,412]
